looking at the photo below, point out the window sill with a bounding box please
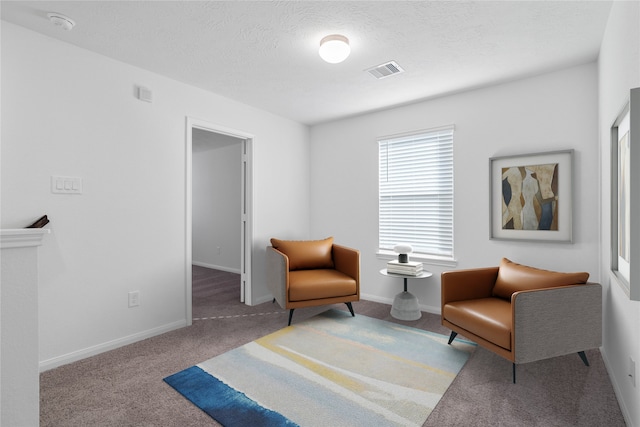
[376,250,458,268]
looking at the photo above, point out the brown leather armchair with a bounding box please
[267,237,360,325]
[441,258,602,382]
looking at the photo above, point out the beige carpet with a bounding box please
[40,267,626,426]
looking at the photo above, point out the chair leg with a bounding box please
[578,351,590,366]
[272,298,275,303]
[345,302,355,317]
[447,331,458,345]
[511,354,586,384]
[288,309,295,326]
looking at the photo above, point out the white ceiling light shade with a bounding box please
[319,34,350,64]
[47,12,75,31]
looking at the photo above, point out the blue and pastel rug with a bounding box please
[164,309,475,427]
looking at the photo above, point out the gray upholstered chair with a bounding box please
[441,258,602,382]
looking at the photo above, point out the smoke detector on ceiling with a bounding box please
[366,61,405,79]
[47,13,75,31]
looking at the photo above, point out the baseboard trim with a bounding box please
[600,346,634,426]
[192,261,241,274]
[39,320,187,372]
[360,293,441,315]
[252,294,276,306]
[258,293,440,314]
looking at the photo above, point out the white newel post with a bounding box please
[1,229,49,427]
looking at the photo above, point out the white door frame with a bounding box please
[185,117,254,325]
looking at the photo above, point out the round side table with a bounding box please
[379,268,433,320]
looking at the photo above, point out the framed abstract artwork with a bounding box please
[610,87,640,301]
[489,150,573,242]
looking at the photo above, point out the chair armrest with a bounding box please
[441,267,499,309]
[266,246,289,308]
[513,282,602,364]
[332,244,360,286]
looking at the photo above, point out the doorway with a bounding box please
[185,117,253,325]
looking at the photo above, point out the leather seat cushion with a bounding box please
[443,297,512,350]
[270,237,334,271]
[492,257,589,300]
[289,269,356,301]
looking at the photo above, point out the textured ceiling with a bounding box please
[1,1,613,125]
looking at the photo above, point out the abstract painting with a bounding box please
[501,163,558,231]
[490,150,573,242]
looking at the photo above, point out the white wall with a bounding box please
[598,2,640,425]
[192,136,242,273]
[310,63,599,314]
[1,22,310,369]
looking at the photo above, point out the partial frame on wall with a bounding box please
[610,87,640,301]
[489,149,573,242]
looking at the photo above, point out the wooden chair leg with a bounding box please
[288,309,295,326]
[513,363,516,384]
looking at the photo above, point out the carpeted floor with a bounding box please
[39,266,626,426]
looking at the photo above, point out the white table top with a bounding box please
[379,268,433,279]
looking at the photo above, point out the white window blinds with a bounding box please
[378,126,454,257]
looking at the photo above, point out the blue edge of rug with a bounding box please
[164,365,299,427]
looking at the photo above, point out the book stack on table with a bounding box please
[387,259,423,276]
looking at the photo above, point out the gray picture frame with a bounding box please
[610,87,640,301]
[489,149,574,242]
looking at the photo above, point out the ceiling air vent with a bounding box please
[366,61,404,79]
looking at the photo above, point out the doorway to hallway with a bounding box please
[185,118,254,325]
[191,265,241,320]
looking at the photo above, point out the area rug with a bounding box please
[164,309,475,427]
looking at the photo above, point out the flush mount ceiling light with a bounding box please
[47,12,75,31]
[319,34,350,64]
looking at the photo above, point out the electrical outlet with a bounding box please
[128,291,140,308]
[217,246,221,255]
[630,357,636,387]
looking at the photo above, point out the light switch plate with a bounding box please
[51,176,82,194]
[128,291,140,308]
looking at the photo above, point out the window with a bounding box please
[378,126,454,259]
